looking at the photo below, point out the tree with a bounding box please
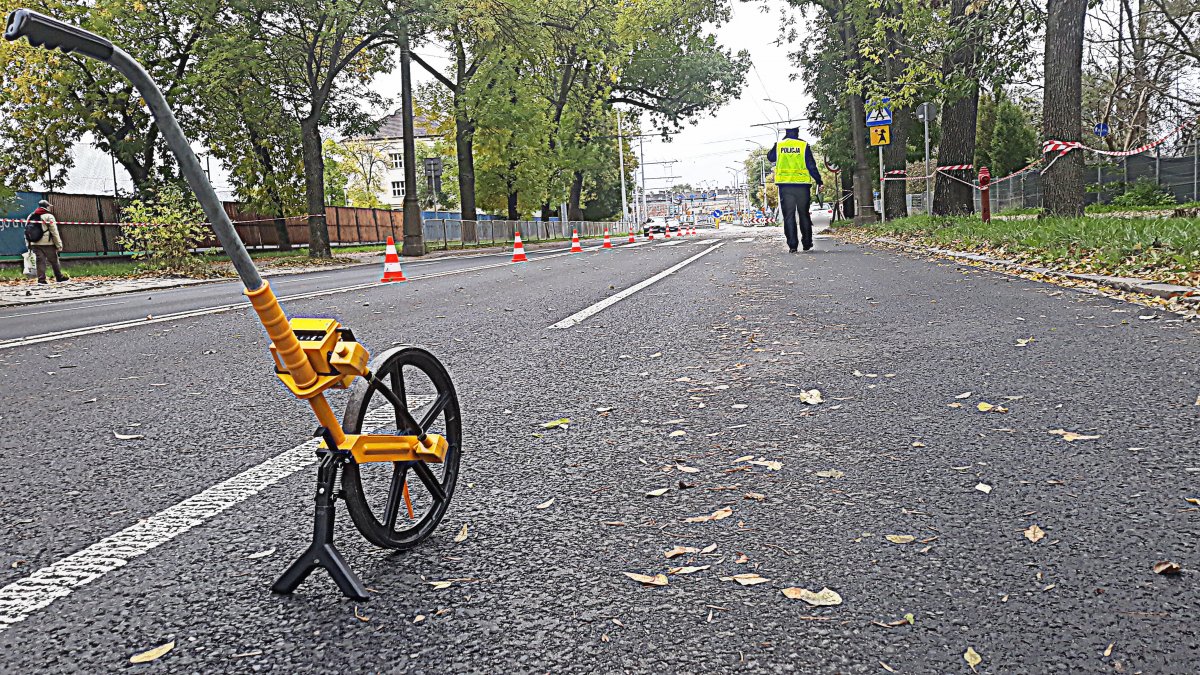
[231,0,413,257]
[989,91,1039,178]
[322,139,350,207]
[331,140,389,208]
[1042,0,1089,216]
[0,0,220,194]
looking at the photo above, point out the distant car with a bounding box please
[643,217,682,237]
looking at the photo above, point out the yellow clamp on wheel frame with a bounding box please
[244,281,448,465]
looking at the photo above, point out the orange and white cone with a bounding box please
[602,228,612,249]
[690,225,696,235]
[664,225,671,239]
[511,231,528,263]
[627,226,636,244]
[380,236,407,282]
[570,229,583,253]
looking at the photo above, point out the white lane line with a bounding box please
[548,242,724,330]
[0,249,581,351]
[656,240,684,247]
[0,401,426,632]
[619,241,650,248]
[0,300,128,319]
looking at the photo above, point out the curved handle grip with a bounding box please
[5,9,113,61]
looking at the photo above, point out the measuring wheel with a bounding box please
[341,346,462,549]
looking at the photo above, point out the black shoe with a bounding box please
[56,275,69,282]
[788,248,798,254]
[803,244,814,252]
[37,279,48,285]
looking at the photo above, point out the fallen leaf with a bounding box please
[880,661,897,673]
[453,524,469,543]
[113,432,144,440]
[732,404,748,409]
[733,454,755,463]
[1184,497,1200,506]
[748,459,783,471]
[413,614,425,624]
[646,488,670,497]
[669,430,687,438]
[1104,643,1114,657]
[130,641,175,664]
[948,402,963,408]
[815,469,844,479]
[964,646,982,672]
[664,546,699,559]
[720,573,771,586]
[535,498,555,509]
[734,553,749,563]
[594,407,612,413]
[1024,524,1046,543]
[622,572,668,586]
[744,492,766,501]
[429,580,454,590]
[955,392,972,399]
[1152,560,1181,575]
[676,465,700,474]
[354,606,370,622]
[976,483,993,494]
[796,389,824,405]
[244,547,276,560]
[976,402,1007,413]
[700,543,718,554]
[885,535,915,544]
[911,441,926,448]
[669,565,710,575]
[1015,337,1035,347]
[542,418,570,429]
[685,506,733,523]
[649,352,662,358]
[1048,429,1100,442]
[781,587,842,606]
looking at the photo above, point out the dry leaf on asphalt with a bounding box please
[976,402,1007,413]
[113,432,145,440]
[1104,643,1114,657]
[781,587,842,606]
[594,407,613,413]
[948,402,963,408]
[815,469,844,479]
[1152,560,1182,575]
[912,441,926,448]
[1048,429,1100,442]
[622,572,668,586]
[1015,337,1035,347]
[955,392,973,399]
[880,661,897,673]
[735,553,749,563]
[744,492,766,501]
[976,483,993,494]
[676,465,700,474]
[964,646,982,672]
[664,546,699,559]
[749,459,783,471]
[700,543,718,554]
[429,580,454,590]
[685,506,733,523]
[884,535,915,544]
[1024,524,1046,543]
[646,488,670,497]
[535,498,555,509]
[244,547,276,560]
[669,430,687,438]
[453,524,469,543]
[733,454,755,463]
[720,573,770,586]
[541,418,570,429]
[669,565,710,575]
[796,389,824,405]
[1185,497,1200,506]
[130,641,175,664]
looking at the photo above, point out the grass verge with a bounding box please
[833,214,1200,286]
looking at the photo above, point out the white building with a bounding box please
[360,111,441,210]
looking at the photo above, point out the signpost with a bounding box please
[917,102,937,215]
[867,98,892,222]
[1093,122,1110,138]
[423,156,443,217]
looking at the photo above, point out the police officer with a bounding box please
[767,128,823,252]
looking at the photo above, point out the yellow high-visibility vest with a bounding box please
[774,139,814,184]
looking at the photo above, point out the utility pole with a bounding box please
[639,136,648,224]
[399,22,424,257]
[617,114,629,225]
[917,102,936,215]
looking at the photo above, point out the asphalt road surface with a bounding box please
[1,219,1197,673]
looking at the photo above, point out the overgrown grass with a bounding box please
[1085,201,1200,214]
[996,206,1043,216]
[845,214,1200,285]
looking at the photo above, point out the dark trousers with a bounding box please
[32,246,65,282]
[779,183,814,251]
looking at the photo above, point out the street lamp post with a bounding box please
[916,102,937,215]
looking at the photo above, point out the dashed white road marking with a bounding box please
[548,242,725,329]
[1,300,128,319]
[655,240,684,247]
[0,402,425,632]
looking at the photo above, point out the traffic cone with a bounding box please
[570,229,583,253]
[664,225,671,239]
[380,236,407,282]
[602,228,612,249]
[690,225,696,235]
[627,226,636,244]
[511,230,528,263]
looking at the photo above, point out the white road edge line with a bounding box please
[0,248,580,351]
[548,242,724,330]
[0,402,425,632]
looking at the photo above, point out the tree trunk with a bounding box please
[568,170,584,221]
[840,171,855,219]
[847,92,876,224]
[932,0,980,216]
[454,91,478,222]
[507,190,519,220]
[884,109,910,219]
[1042,0,1088,216]
[273,215,292,251]
[299,116,331,257]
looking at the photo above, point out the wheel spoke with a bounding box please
[382,462,409,530]
[412,461,447,502]
[419,392,452,432]
[389,363,407,430]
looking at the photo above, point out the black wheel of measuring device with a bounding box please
[341,346,462,550]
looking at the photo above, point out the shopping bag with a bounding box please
[22,249,36,277]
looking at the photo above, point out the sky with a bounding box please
[53,0,813,203]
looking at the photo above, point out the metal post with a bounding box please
[1194,136,1198,201]
[1155,144,1160,185]
[399,23,423,257]
[923,115,931,214]
[979,167,992,223]
[639,136,648,225]
[617,114,628,224]
[1097,165,1103,204]
[878,145,886,222]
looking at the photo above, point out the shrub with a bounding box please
[1109,178,1176,208]
[118,185,209,275]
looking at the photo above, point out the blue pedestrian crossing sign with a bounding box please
[712,209,723,218]
[1093,122,1110,138]
[865,98,892,127]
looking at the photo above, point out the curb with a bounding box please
[871,236,1200,306]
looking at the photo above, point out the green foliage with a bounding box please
[323,139,349,207]
[117,185,209,275]
[1111,178,1177,208]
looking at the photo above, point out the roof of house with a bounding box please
[365,110,441,140]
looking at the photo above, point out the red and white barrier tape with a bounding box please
[1042,116,1199,159]
[0,214,315,228]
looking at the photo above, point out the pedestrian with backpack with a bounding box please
[25,199,68,284]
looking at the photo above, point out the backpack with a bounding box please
[24,214,45,244]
